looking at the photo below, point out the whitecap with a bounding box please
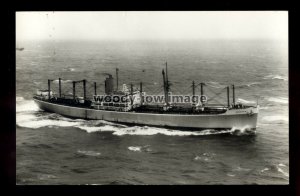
[227,173,236,177]
[259,107,269,110]
[230,126,255,136]
[205,81,227,89]
[236,98,256,105]
[16,113,38,124]
[268,97,288,104]
[260,168,270,173]
[194,156,201,161]
[77,150,101,156]
[128,146,142,152]
[262,115,288,123]
[52,79,73,84]
[233,166,251,172]
[38,174,56,180]
[264,75,288,81]
[246,82,260,87]
[279,163,287,167]
[76,126,103,133]
[16,96,24,102]
[277,167,289,177]
[194,155,210,162]
[17,119,82,129]
[112,126,233,136]
[16,100,40,113]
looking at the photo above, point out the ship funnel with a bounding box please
[105,75,114,95]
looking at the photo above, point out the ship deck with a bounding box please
[33,96,230,115]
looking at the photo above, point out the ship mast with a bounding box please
[200,82,204,105]
[48,79,53,100]
[165,62,170,93]
[83,79,86,100]
[192,81,195,106]
[232,84,235,106]
[94,82,97,95]
[72,81,76,100]
[140,82,143,105]
[162,62,170,106]
[58,78,62,98]
[162,69,169,106]
[130,83,133,105]
[227,86,230,108]
[72,80,86,101]
[116,68,119,91]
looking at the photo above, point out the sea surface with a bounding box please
[16,39,289,184]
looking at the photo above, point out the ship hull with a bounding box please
[33,98,258,130]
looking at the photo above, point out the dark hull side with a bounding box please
[34,98,259,130]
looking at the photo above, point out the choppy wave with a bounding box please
[16,98,40,113]
[260,163,289,178]
[233,166,251,172]
[262,115,288,123]
[16,96,25,102]
[226,173,236,177]
[194,152,216,162]
[267,97,288,104]
[236,98,256,105]
[259,107,269,110]
[277,164,289,177]
[128,146,142,152]
[237,82,261,88]
[16,97,256,136]
[53,79,73,84]
[77,150,101,156]
[38,174,57,180]
[260,168,270,173]
[264,75,288,81]
[205,81,227,89]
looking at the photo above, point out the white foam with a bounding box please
[112,126,235,136]
[194,155,210,162]
[17,119,82,129]
[77,150,101,156]
[16,96,24,102]
[205,82,226,89]
[260,168,270,173]
[259,107,269,110]
[264,75,288,81]
[268,97,288,104]
[16,113,38,124]
[272,75,288,81]
[128,146,142,152]
[227,173,236,177]
[246,82,260,87]
[53,79,73,84]
[38,174,57,180]
[230,126,255,136]
[262,115,288,123]
[233,166,251,172]
[277,166,289,177]
[16,100,40,113]
[279,163,287,167]
[76,124,122,133]
[76,126,103,133]
[237,98,256,104]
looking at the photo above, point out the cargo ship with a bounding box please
[33,63,259,130]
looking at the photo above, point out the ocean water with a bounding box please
[16,39,289,184]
